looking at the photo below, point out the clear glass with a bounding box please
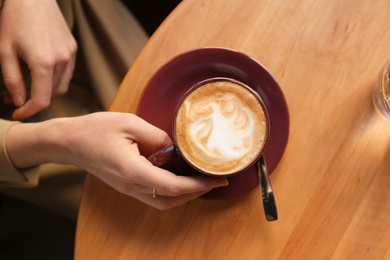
[373,61,390,120]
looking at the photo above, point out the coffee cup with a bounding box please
[148,77,270,177]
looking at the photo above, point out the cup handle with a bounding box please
[148,144,178,167]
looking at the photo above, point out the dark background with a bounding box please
[122,0,182,36]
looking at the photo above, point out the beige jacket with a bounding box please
[0,0,148,214]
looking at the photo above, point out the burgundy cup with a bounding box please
[148,77,270,177]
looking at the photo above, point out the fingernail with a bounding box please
[14,94,25,107]
[214,178,229,187]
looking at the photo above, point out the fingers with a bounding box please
[132,190,211,211]
[0,49,27,107]
[1,50,54,120]
[12,61,53,119]
[1,52,75,120]
[121,166,228,198]
[126,151,228,197]
[119,115,228,209]
[107,145,227,210]
[11,47,76,120]
[51,40,77,97]
[143,164,228,197]
[111,173,217,211]
[52,54,75,97]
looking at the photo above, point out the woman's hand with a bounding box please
[6,112,228,210]
[0,0,77,120]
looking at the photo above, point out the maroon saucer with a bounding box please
[137,47,289,199]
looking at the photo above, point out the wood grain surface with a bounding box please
[75,0,390,259]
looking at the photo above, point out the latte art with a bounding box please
[188,96,255,159]
[175,80,268,175]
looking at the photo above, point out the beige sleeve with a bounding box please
[0,119,39,187]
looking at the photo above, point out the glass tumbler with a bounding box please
[373,61,390,120]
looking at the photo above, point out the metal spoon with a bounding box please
[257,156,278,221]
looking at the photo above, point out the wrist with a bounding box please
[5,118,70,169]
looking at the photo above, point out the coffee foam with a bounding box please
[175,80,268,175]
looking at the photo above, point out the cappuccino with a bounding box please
[175,79,268,175]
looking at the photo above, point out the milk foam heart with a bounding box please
[175,80,268,175]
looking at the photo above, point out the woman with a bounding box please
[0,0,227,218]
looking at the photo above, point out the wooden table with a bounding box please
[75,0,390,259]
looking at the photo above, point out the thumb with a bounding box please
[125,114,173,156]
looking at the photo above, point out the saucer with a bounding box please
[137,47,289,199]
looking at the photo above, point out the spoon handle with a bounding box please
[258,156,278,221]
